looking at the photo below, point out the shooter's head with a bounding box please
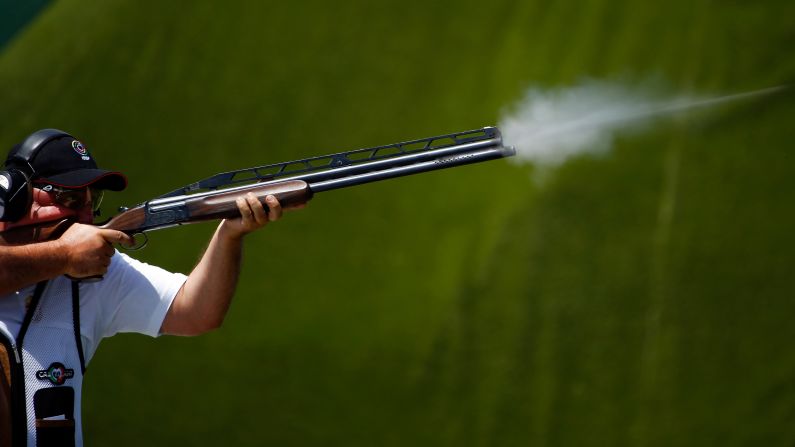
[0,129,127,226]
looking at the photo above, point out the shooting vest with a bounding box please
[0,279,87,447]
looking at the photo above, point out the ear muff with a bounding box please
[0,168,34,222]
[0,129,74,222]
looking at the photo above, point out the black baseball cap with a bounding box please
[12,134,127,191]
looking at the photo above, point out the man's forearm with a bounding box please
[160,193,285,336]
[0,241,68,295]
[161,224,244,336]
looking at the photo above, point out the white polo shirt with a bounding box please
[0,251,187,361]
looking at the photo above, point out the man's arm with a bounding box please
[0,224,134,295]
[160,193,286,336]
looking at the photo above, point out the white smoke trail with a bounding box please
[499,80,783,168]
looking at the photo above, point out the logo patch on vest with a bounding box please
[36,362,75,386]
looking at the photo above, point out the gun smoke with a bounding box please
[499,80,783,168]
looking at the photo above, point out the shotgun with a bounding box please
[0,126,514,246]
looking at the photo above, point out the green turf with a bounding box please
[0,0,793,445]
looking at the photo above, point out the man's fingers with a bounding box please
[265,195,282,221]
[236,197,253,220]
[235,197,247,215]
[240,193,280,225]
[99,229,134,247]
[246,193,268,225]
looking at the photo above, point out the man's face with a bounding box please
[0,186,102,232]
[33,186,103,224]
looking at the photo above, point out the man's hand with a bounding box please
[217,194,287,241]
[57,223,134,278]
[0,223,134,294]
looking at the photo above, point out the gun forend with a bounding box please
[100,180,312,234]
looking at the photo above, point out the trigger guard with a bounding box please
[124,232,148,251]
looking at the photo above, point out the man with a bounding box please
[0,129,297,446]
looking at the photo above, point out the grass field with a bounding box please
[1,0,794,445]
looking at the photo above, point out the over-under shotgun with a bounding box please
[0,127,514,245]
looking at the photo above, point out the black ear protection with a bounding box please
[0,129,73,222]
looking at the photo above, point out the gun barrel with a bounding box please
[309,145,514,193]
[149,126,514,207]
[155,126,512,200]
[278,135,504,186]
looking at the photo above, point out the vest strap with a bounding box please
[16,281,48,347]
[70,281,86,375]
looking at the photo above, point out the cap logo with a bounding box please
[0,174,9,191]
[72,140,90,161]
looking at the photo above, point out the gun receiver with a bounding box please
[0,127,514,244]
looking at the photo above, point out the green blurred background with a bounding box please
[1,0,794,445]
